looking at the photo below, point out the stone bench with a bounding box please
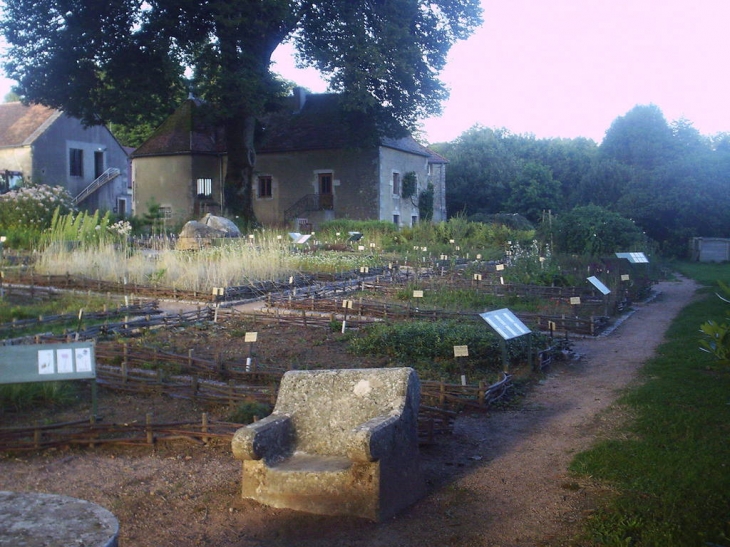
[231,367,425,521]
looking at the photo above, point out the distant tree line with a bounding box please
[433,104,730,257]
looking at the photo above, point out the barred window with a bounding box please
[196,178,212,196]
[258,175,272,198]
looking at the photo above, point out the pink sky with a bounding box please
[272,0,730,144]
[1,0,727,145]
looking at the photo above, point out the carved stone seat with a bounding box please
[231,367,425,521]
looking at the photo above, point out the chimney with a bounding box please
[293,87,307,113]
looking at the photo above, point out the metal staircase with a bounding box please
[72,168,121,205]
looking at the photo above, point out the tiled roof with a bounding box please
[131,98,225,157]
[133,92,431,158]
[259,93,429,157]
[0,102,61,147]
[425,148,449,164]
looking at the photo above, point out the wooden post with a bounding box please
[89,411,97,449]
[122,343,129,383]
[478,380,486,406]
[146,413,153,444]
[439,379,446,408]
[201,413,209,444]
[191,376,198,401]
[228,380,236,408]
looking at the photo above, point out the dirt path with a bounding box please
[0,276,699,546]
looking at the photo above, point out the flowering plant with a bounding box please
[0,184,74,231]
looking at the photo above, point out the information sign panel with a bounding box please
[288,233,312,244]
[479,309,531,340]
[587,276,611,295]
[615,252,649,264]
[0,342,96,384]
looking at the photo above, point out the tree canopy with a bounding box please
[1,0,482,221]
[433,105,730,257]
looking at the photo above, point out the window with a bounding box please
[412,215,418,227]
[392,172,401,195]
[69,148,83,177]
[159,206,173,219]
[196,178,212,196]
[393,214,400,226]
[258,175,272,198]
[318,172,332,195]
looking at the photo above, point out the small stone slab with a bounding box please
[0,491,119,547]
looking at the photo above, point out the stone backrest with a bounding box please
[272,368,418,456]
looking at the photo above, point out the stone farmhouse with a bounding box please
[0,102,131,215]
[131,89,447,230]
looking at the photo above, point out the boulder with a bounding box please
[176,220,227,250]
[201,214,241,237]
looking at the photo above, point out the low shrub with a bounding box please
[0,381,77,411]
[227,401,272,424]
[349,320,547,379]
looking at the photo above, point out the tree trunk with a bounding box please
[224,113,257,225]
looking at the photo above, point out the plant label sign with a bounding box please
[413,290,424,298]
[244,332,258,343]
[453,345,469,357]
[570,297,581,305]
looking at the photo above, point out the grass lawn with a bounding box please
[570,262,730,546]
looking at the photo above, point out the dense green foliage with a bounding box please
[417,182,435,221]
[316,216,534,257]
[44,210,131,251]
[547,205,645,256]
[698,280,730,365]
[570,269,730,546]
[434,105,730,257]
[1,0,482,222]
[349,319,543,380]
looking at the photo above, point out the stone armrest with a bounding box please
[231,414,292,462]
[347,413,401,463]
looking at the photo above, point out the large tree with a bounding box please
[1,0,482,222]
